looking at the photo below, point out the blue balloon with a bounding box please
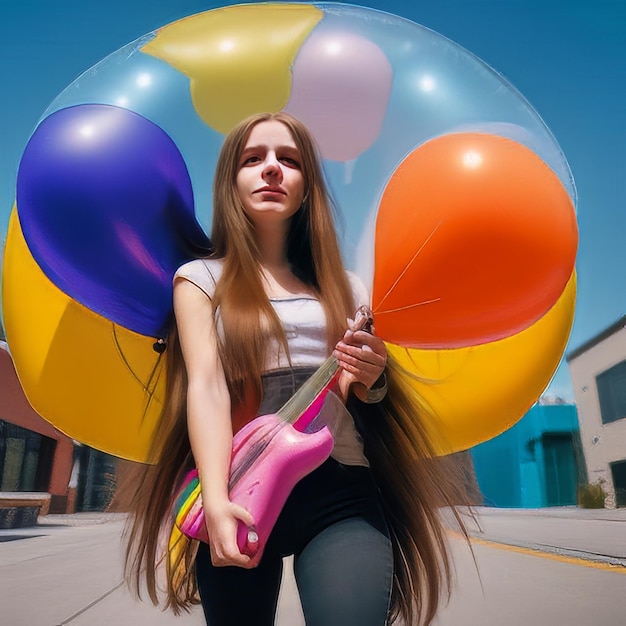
[17,104,210,336]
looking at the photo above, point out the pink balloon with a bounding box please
[285,30,392,162]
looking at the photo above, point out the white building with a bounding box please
[567,316,626,508]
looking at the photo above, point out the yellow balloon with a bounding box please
[387,273,576,455]
[142,4,322,134]
[2,209,165,462]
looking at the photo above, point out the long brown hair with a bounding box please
[349,360,477,625]
[208,112,354,425]
[124,112,355,610]
[124,112,475,624]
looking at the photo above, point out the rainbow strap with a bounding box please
[172,469,206,542]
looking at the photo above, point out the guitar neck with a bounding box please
[275,305,373,425]
[276,356,340,425]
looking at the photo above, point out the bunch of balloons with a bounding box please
[2,3,577,460]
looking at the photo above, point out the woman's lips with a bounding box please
[256,185,285,195]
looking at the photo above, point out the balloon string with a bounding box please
[373,219,444,315]
[375,298,441,316]
[110,322,161,396]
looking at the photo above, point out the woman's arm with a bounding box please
[174,278,255,568]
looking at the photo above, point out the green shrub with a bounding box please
[578,480,607,509]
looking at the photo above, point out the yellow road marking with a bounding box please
[451,532,626,574]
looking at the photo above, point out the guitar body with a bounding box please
[174,412,334,559]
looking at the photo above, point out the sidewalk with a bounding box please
[0,512,303,626]
[1,506,624,625]
[467,505,626,566]
[474,504,626,522]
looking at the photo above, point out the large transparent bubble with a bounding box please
[4,3,578,459]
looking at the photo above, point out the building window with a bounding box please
[596,360,626,425]
[610,460,626,507]
[0,420,55,492]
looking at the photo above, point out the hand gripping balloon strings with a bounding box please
[172,306,374,560]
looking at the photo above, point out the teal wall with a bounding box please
[471,404,580,508]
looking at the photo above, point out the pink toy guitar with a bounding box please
[172,306,374,561]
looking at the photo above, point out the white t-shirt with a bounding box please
[174,257,370,466]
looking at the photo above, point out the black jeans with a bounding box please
[195,368,393,625]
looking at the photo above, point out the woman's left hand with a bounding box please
[333,327,387,399]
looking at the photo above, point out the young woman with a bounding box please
[125,112,471,626]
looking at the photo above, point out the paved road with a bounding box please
[434,533,626,626]
[1,507,624,625]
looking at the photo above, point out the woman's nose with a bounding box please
[262,155,282,181]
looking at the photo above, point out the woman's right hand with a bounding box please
[203,498,258,568]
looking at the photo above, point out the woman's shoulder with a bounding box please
[174,257,224,298]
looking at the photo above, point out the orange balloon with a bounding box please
[372,133,578,348]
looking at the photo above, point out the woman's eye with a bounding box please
[280,157,300,167]
[242,155,261,165]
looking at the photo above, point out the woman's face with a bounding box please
[236,120,305,229]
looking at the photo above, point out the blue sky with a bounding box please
[1,0,624,399]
